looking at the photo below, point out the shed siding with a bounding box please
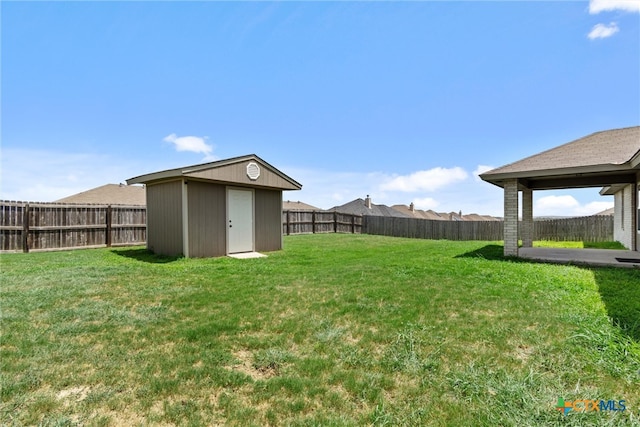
[146,181,183,256]
[187,181,226,257]
[186,161,298,190]
[255,189,283,252]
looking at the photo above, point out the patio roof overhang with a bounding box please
[480,126,640,191]
[480,166,638,191]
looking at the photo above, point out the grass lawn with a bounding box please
[1,234,639,426]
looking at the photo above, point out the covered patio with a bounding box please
[519,247,640,268]
[480,127,640,260]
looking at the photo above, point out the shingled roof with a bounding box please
[330,198,410,218]
[56,184,146,205]
[480,126,640,189]
[283,200,321,211]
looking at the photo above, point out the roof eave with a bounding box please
[126,169,185,185]
[630,149,640,168]
[480,163,633,187]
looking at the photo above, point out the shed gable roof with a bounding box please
[127,154,302,190]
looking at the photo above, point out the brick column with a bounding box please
[521,187,533,248]
[504,179,519,257]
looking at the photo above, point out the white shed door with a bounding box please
[228,188,254,254]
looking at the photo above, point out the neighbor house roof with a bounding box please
[423,210,447,220]
[391,204,425,218]
[480,126,640,190]
[283,200,321,211]
[390,204,500,221]
[594,207,614,216]
[127,154,302,191]
[330,198,411,217]
[56,184,146,205]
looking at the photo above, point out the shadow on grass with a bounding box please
[592,269,640,341]
[455,244,511,261]
[584,241,627,250]
[112,248,182,264]
[457,243,640,342]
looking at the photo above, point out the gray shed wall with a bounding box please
[146,180,183,256]
[187,181,226,257]
[255,188,283,252]
[146,180,285,257]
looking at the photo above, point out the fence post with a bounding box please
[106,205,112,247]
[22,203,30,253]
[312,211,316,234]
[333,211,338,233]
[286,210,291,236]
[351,214,355,234]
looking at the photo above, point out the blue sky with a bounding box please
[2,0,639,216]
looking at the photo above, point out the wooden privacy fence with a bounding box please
[362,215,614,242]
[0,200,615,253]
[534,215,613,242]
[283,211,362,235]
[1,201,146,253]
[363,216,504,241]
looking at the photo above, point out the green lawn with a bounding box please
[1,234,639,426]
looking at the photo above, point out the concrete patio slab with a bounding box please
[518,247,640,268]
[228,252,267,259]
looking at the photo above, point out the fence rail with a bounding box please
[1,201,146,253]
[362,215,614,242]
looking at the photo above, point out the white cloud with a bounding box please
[473,165,495,182]
[534,194,613,217]
[536,195,579,211]
[0,148,143,202]
[589,0,640,14]
[588,22,620,39]
[575,201,615,216]
[412,197,440,210]
[379,167,468,192]
[163,133,216,161]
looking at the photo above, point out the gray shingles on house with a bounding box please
[330,196,410,218]
[56,183,146,205]
[595,207,614,216]
[481,126,640,188]
[391,204,439,219]
[283,201,321,211]
[391,204,499,221]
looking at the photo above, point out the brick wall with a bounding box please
[504,179,519,256]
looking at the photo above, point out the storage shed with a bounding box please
[126,154,302,258]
